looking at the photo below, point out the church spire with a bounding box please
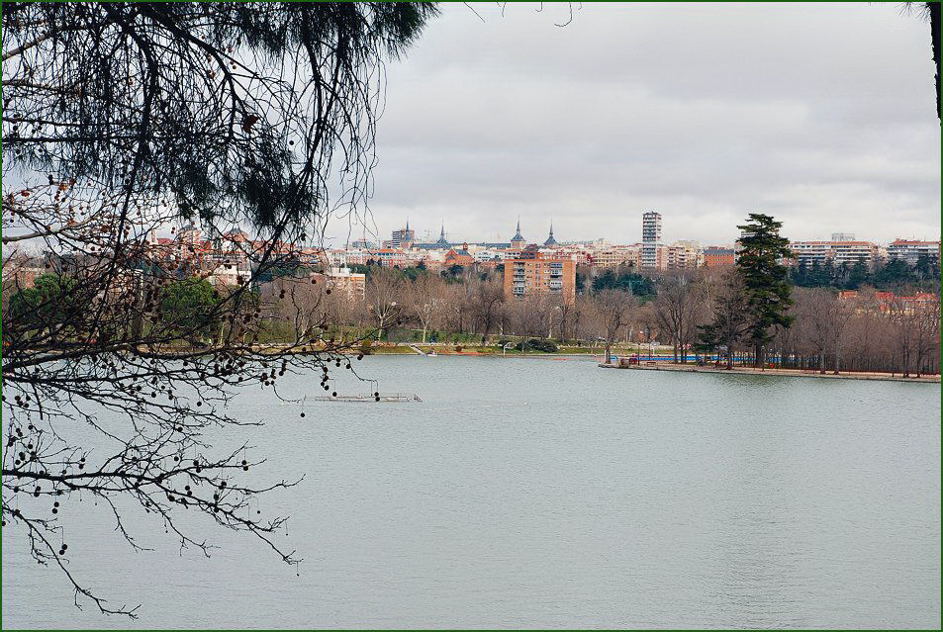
[543,219,558,247]
[435,220,450,247]
[511,216,525,244]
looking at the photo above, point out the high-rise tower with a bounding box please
[641,211,662,269]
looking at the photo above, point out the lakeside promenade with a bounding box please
[600,361,941,384]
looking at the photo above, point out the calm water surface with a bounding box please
[3,356,940,628]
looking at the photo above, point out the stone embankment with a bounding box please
[600,361,941,384]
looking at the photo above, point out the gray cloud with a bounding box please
[346,2,940,247]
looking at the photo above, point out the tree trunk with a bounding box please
[931,1,941,122]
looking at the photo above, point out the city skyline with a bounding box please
[351,3,940,246]
[330,214,940,249]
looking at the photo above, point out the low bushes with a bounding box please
[515,338,558,353]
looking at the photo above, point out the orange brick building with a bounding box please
[702,246,736,268]
[503,252,576,301]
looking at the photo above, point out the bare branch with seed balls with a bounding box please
[2,2,438,616]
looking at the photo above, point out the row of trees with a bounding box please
[252,216,938,377]
[790,255,939,292]
[264,265,635,346]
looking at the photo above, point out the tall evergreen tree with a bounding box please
[735,213,794,366]
[914,252,939,282]
[847,258,870,290]
[822,259,837,287]
[808,260,824,287]
[791,260,809,286]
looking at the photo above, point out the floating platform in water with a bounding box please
[313,393,422,403]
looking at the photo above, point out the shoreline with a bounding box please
[599,362,941,384]
[370,350,607,359]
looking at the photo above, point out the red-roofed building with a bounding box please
[444,244,474,267]
[839,290,939,314]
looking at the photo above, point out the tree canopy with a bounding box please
[3,2,438,233]
[736,213,794,365]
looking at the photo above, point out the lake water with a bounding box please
[3,356,940,628]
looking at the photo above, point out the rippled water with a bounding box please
[3,356,940,628]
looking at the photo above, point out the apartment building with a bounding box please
[590,245,641,268]
[789,240,880,267]
[666,241,703,269]
[503,252,576,301]
[640,211,662,269]
[702,246,736,267]
[886,240,940,266]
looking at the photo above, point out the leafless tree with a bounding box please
[913,298,941,377]
[406,273,446,343]
[793,288,839,373]
[594,290,637,364]
[653,271,705,363]
[261,272,331,342]
[469,277,505,343]
[885,295,941,377]
[698,270,752,369]
[547,293,581,345]
[366,268,404,341]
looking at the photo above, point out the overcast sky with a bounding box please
[343,2,941,247]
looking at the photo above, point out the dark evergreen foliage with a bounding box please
[2,2,439,234]
[515,338,559,353]
[591,268,656,297]
[790,255,940,292]
[735,213,794,366]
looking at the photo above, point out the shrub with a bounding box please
[516,338,558,353]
